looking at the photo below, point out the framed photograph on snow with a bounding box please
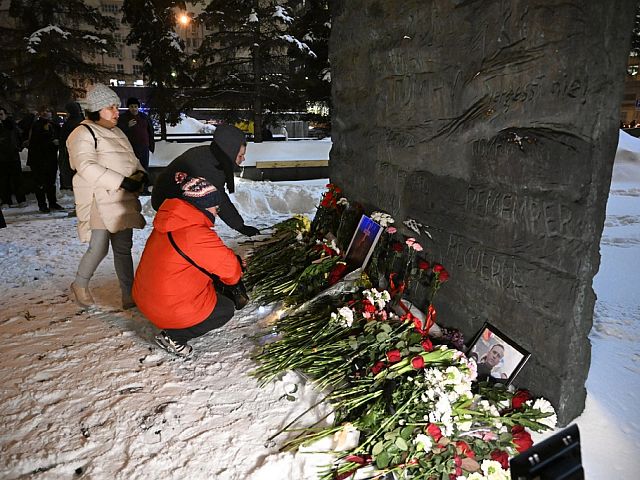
[344,215,383,272]
[467,322,530,386]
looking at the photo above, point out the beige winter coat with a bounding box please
[67,120,146,242]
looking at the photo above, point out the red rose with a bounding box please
[512,426,533,453]
[386,350,402,363]
[363,301,376,313]
[411,356,425,369]
[391,241,404,253]
[512,389,532,409]
[421,338,433,352]
[418,259,430,270]
[413,315,426,334]
[426,423,442,442]
[433,264,450,282]
[328,263,348,286]
[371,361,386,375]
[490,450,509,470]
[455,440,475,459]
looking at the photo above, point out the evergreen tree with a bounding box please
[288,0,331,123]
[631,2,640,57]
[0,0,115,111]
[196,0,316,142]
[122,0,192,140]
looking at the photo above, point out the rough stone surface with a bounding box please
[329,0,635,425]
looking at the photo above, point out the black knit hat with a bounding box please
[126,97,140,107]
[175,172,220,209]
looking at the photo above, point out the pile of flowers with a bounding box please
[246,185,557,480]
[252,286,556,480]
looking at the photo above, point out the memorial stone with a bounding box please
[329,0,635,424]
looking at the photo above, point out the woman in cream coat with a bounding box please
[67,84,147,309]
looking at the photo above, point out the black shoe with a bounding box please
[39,206,50,213]
[51,203,65,211]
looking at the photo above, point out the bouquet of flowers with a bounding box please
[244,215,311,289]
[311,183,347,238]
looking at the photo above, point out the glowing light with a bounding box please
[178,13,190,26]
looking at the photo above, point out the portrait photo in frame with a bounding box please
[466,322,530,386]
[344,215,383,273]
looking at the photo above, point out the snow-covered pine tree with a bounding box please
[196,0,316,142]
[631,2,640,57]
[0,0,115,110]
[288,0,331,123]
[122,0,192,140]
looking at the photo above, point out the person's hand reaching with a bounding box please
[240,225,260,237]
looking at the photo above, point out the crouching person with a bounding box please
[132,172,242,357]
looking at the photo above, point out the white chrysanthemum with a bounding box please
[371,211,395,227]
[445,366,463,385]
[481,459,510,480]
[530,398,558,428]
[413,433,432,451]
[337,197,348,206]
[336,306,354,327]
[462,474,485,480]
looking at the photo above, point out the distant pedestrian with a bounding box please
[151,124,260,237]
[67,84,147,310]
[26,106,62,213]
[58,101,84,190]
[117,97,154,195]
[0,107,27,208]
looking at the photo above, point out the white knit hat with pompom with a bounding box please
[84,83,121,112]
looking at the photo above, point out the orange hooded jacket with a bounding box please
[132,198,242,330]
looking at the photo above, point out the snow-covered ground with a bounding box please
[1,133,640,479]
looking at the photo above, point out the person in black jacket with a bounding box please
[27,106,62,213]
[58,102,84,190]
[151,124,260,237]
[0,107,27,208]
[117,97,155,195]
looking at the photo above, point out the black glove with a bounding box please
[132,170,149,184]
[120,175,143,192]
[214,278,250,310]
[240,225,260,237]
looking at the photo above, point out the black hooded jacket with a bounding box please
[151,125,248,232]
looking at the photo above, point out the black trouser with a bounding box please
[31,161,58,209]
[0,161,26,205]
[132,145,151,190]
[166,294,236,343]
[58,152,74,190]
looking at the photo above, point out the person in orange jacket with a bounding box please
[132,172,242,357]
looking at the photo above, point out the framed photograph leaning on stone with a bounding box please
[467,322,530,386]
[344,215,383,273]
